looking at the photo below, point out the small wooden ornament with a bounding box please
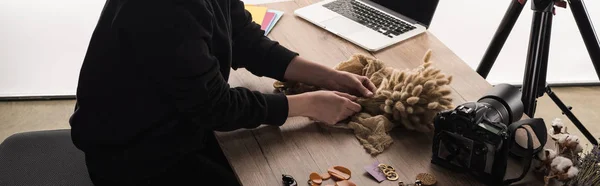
[415,173,437,185]
[309,172,323,184]
[328,166,351,180]
[320,173,331,180]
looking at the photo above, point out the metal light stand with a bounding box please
[476,0,600,145]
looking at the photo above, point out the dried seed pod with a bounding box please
[428,102,440,109]
[407,97,420,105]
[435,74,446,79]
[392,91,402,101]
[447,76,453,84]
[412,85,423,96]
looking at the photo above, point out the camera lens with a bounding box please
[477,84,524,125]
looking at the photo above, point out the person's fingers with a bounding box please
[345,99,362,113]
[354,78,374,97]
[334,91,357,101]
[340,108,354,120]
[362,76,377,94]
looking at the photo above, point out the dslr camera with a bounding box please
[431,84,546,185]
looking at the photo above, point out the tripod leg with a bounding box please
[568,0,600,80]
[476,0,527,78]
[522,0,554,117]
[546,86,599,145]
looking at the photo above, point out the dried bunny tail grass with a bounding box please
[430,69,441,77]
[407,97,420,105]
[428,102,440,110]
[438,88,452,96]
[405,83,415,94]
[393,84,403,91]
[424,80,437,91]
[423,49,433,62]
[437,79,449,85]
[400,92,411,100]
[392,91,402,101]
[380,90,392,98]
[394,101,405,112]
[423,62,433,69]
[423,68,436,77]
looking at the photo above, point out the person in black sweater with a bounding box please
[70,0,376,185]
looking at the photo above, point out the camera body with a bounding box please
[431,102,511,182]
[431,84,525,184]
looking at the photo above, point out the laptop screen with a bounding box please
[368,0,439,27]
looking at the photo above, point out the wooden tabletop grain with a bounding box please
[215,1,550,185]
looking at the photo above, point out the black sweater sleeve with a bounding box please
[229,0,299,81]
[121,4,288,131]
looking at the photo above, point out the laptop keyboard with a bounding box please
[323,0,417,38]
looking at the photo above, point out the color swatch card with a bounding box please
[263,9,284,36]
[261,12,276,30]
[244,5,268,25]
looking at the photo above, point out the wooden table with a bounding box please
[216,1,550,185]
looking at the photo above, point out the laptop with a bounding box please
[294,0,439,51]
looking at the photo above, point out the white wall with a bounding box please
[0,0,599,98]
[0,0,105,97]
[429,0,600,85]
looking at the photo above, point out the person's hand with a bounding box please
[288,90,362,125]
[282,56,377,98]
[321,71,377,98]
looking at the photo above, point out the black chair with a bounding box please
[0,129,93,186]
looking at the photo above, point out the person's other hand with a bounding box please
[288,90,362,125]
[322,71,377,98]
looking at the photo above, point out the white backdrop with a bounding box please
[1,0,599,98]
[0,0,106,97]
[429,0,600,85]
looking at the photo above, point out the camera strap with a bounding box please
[503,118,547,185]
